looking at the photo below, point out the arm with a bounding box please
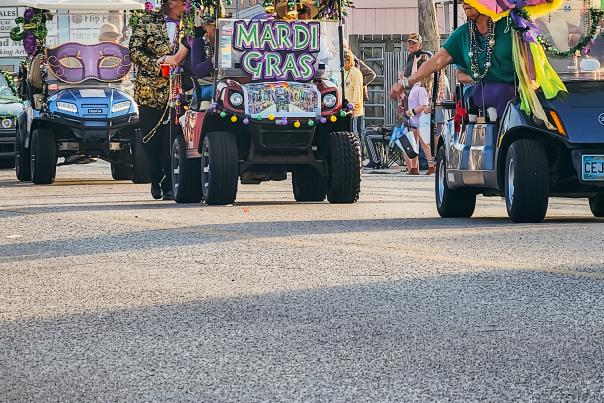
[455,68,475,85]
[128,17,161,76]
[164,44,189,66]
[390,47,453,99]
[356,58,376,86]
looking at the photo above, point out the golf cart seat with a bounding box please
[28,55,43,90]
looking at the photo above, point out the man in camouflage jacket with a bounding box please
[129,0,184,200]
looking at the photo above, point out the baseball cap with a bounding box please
[408,33,422,43]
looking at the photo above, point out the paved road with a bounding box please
[1,162,603,402]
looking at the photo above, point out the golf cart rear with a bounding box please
[434,1,604,222]
[14,0,148,184]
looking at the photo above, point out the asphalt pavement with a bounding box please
[1,162,603,402]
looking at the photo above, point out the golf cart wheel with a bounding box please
[326,131,361,204]
[588,195,604,217]
[292,166,326,202]
[132,130,150,184]
[171,135,202,203]
[111,162,132,180]
[435,146,476,218]
[505,139,549,223]
[30,128,57,185]
[201,131,239,205]
[15,127,31,181]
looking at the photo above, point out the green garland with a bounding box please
[537,7,604,57]
[10,11,48,42]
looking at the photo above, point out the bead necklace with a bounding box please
[468,19,496,80]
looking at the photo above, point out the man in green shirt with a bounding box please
[391,0,516,118]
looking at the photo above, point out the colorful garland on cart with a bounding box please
[9,7,49,57]
[0,70,18,97]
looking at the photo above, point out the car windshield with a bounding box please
[534,5,604,81]
[47,10,129,47]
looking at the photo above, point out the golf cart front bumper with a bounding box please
[0,127,16,159]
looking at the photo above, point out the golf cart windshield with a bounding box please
[534,5,604,81]
[43,10,132,84]
[216,19,342,85]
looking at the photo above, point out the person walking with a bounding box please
[129,0,186,200]
[405,60,435,175]
[343,50,365,159]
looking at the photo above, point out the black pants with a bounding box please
[138,105,173,192]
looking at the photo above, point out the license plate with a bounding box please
[582,155,604,181]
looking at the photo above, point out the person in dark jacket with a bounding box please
[129,0,186,200]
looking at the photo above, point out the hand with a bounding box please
[155,55,167,66]
[194,9,203,27]
[389,83,403,100]
[164,55,178,66]
[424,105,432,114]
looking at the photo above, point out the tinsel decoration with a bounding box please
[536,7,604,57]
[10,8,49,57]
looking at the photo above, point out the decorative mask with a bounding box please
[46,42,132,84]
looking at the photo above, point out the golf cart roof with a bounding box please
[18,0,144,11]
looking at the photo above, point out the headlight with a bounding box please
[112,101,131,113]
[1,118,14,129]
[229,92,243,107]
[56,102,78,114]
[323,93,337,108]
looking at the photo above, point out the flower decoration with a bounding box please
[10,8,49,57]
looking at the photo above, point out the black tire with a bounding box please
[201,131,239,205]
[589,195,604,217]
[111,162,132,180]
[0,158,15,169]
[326,131,361,203]
[15,127,31,181]
[132,130,150,184]
[435,146,476,218]
[171,136,202,203]
[292,166,326,202]
[30,128,57,185]
[505,139,549,223]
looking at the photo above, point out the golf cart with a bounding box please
[14,0,149,184]
[0,70,24,168]
[172,2,361,205]
[434,1,604,222]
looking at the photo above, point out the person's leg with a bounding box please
[415,130,435,174]
[408,128,420,174]
[138,106,164,198]
[159,112,177,198]
[470,82,516,119]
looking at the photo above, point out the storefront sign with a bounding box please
[233,20,320,82]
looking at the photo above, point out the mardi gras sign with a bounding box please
[233,20,320,82]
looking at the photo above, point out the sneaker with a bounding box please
[362,158,370,166]
[425,165,436,175]
[162,190,174,201]
[408,168,420,175]
[151,183,162,200]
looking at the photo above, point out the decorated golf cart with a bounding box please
[13,0,148,184]
[433,0,604,222]
[169,0,361,205]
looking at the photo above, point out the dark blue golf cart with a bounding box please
[434,9,604,222]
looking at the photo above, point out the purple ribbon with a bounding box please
[510,7,540,43]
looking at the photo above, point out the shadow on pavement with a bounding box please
[1,272,603,401]
[2,215,600,263]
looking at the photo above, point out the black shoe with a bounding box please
[162,190,174,201]
[151,183,162,200]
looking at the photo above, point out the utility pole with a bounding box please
[418,0,440,52]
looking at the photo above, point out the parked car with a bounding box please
[0,70,23,168]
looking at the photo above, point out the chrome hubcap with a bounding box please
[507,158,515,205]
[172,145,179,192]
[201,140,210,193]
[438,157,445,206]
